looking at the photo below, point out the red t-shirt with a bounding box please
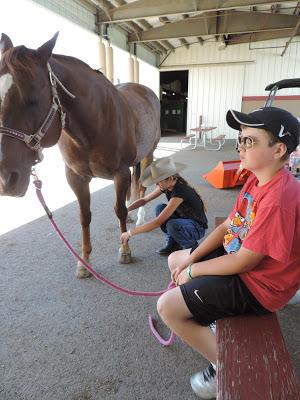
[223,168,300,311]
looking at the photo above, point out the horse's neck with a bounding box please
[52,55,119,107]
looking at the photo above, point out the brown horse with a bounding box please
[0,33,160,277]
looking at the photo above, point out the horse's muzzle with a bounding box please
[0,169,28,197]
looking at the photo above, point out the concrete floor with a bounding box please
[0,136,299,400]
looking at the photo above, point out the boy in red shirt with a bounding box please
[157,107,300,399]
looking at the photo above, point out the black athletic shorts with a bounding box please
[180,246,270,326]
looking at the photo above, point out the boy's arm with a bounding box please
[199,246,264,275]
[182,246,264,283]
[172,218,230,283]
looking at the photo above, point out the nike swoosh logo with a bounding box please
[194,290,204,303]
[278,125,291,138]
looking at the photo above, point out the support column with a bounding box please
[128,56,134,82]
[133,56,139,83]
[106,45,114,83]
[98,39,106,77]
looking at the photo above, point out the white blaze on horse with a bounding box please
[0,33,160,277]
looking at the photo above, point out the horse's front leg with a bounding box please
[114,167,132,264]
[66,166,92,278]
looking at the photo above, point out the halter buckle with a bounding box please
[26,135,41,151]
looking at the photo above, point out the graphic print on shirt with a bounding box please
[224,192,256,253]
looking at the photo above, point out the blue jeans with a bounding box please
[155,203,206,249]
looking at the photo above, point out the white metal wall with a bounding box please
[188,64,244,139]
[161,38,300,138]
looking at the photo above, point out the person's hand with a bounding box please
[176,267,190,286]
[121,231,131,245]
[171,263,189,284]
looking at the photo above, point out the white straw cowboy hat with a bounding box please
[140,157,186,187]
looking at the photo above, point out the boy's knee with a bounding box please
[168,252,177,270]
[168,249,188,271]
[157,293,172,322]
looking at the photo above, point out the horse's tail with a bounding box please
[131,162,141,201]
[131,154,154,201]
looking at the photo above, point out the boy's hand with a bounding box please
[176,268,190,286]
[172,263,189,284]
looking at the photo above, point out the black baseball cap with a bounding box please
[226,107,300,154]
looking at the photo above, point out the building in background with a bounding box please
[160,39,300,139]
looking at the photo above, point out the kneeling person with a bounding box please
[121,157,208,255]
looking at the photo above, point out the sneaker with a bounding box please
[190,364,216,399]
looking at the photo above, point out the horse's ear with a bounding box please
[0,33,13,55]
[37,32,59,63]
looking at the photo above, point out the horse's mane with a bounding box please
[1,46,109,104]
[53,54,104,77]
[1,46,37,101]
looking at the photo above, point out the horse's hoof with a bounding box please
[118,251,132,264]
[75,262,91,278]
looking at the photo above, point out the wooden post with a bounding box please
[133,56,139,83]
[98,39,106,77]
[128,56,134,82]
[106,45,114,83]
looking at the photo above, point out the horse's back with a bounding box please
[116,83,160,163]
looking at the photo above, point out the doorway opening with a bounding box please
[160,70,189,136]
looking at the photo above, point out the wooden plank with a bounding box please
[217,314,300,400]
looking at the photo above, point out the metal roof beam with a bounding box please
[128,11,300,42]
[97,0,172,52]
[159,16,189,48]
[227,28,300,44]
[95,0,167,54]
[135,18,174,52]
[97,0,293,23]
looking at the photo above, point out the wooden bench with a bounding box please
[214,217,300,399]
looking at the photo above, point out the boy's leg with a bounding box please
[157,286,217,364]
[166,218,205,249]
[157,285,218,399]
[158,274,269,395]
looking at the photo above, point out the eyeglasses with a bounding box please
[237,135,258,149]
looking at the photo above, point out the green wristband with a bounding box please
[187,264,193,280]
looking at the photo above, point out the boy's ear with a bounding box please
[274,142,288,159]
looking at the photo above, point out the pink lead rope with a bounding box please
[32,173,175,346]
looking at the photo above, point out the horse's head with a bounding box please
[0,33,62,197]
